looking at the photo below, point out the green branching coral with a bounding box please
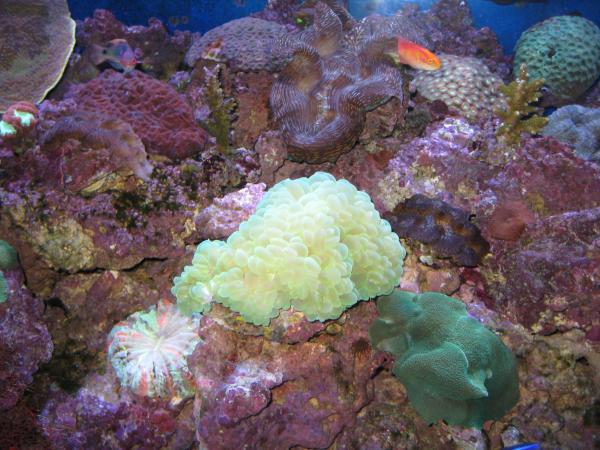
[369,291,519,428]
[495,64,548,147]
[199,65,237,154]
[172,172,406,326]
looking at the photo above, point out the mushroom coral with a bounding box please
[270,1,406,163]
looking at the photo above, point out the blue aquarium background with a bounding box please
[68,0,600,52]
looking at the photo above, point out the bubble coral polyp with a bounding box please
[107,299,201,400]
[172,172,406,326]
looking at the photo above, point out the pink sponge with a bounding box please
[67,70,207,160]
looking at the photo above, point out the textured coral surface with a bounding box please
[173,172,405,325]
[369,291,519,428]
[514,15,600,103]
[270,2,407,163]
[0,269,53,410]
[412,54,506,121]
[185,17,290,71]
[108,300,201,399]
[67,71,207,160]
[0,0,75,111]
[385,194,490,267]
[542,104,600,161]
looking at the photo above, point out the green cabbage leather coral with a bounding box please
[172,172,406,326]
[369,291,519,428]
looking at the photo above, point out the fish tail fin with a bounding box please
[89,44,107,66]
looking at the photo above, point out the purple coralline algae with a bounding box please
[0,268,53,410]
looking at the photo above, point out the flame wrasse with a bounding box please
[90,39,138,73]
[388,38,441,71]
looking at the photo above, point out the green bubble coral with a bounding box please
[369,291,519,428]
[172,172,406,326]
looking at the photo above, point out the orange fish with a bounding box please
[393,38,441,71]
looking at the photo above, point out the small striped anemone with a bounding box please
[107,299,201,400]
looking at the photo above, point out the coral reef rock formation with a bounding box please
[270,1,407,163]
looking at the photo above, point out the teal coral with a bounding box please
[0,240,18,270]
[495,64,548,147]
[369,291,519,428]
[513,15,600,103]
[0,240,17,303]
[0,272,7,303]
[172,172,406,326]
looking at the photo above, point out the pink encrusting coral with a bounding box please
[66,70,208,160]
[107,299,201,399]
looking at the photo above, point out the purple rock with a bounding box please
[0,269,52,410]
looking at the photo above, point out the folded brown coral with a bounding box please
[37,112,153,194]
[384,194,490,267]
[270,1,406,163]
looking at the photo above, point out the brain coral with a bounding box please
[270,1,407,163]
[384,194,490,267]
[0,0,75,112]
[185,17,290,71]
[411,54,506,121]
[172,172,406,326]
[542,105,600,161]
[66,70,207,160]
[369,291,519,428]
[514,15,600,103]
[107,299,201,399]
